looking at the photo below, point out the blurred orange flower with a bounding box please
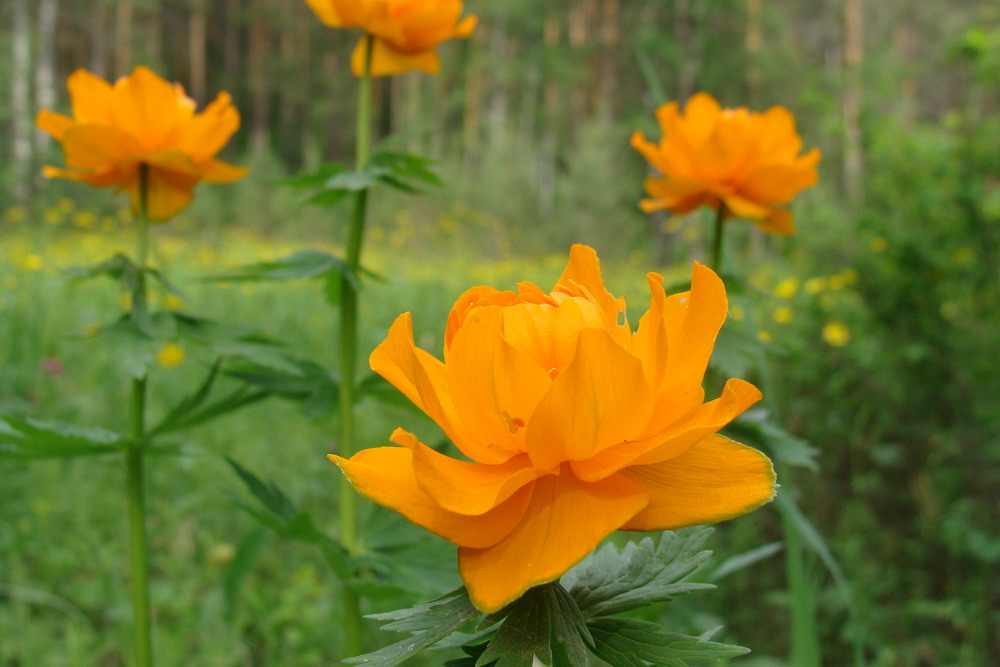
[36,67,247,222]
[305,0,476,76]
[330,244,775,612]
[632,92,820,235]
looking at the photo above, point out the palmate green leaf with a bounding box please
[225,359,338,417]
[369,149,444,193]
[0,416,123,459]
[709,541,784,581]
[588,617,750,666]
[345,589,480,666]
[476,587,552,667]
[282,161,348,189]
[567,528,715,618]
[205,249,359,289]
[64,252,138,289]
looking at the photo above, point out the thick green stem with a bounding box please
[711,203,726,273]
[337,33,374,658]
[126,164,152,667]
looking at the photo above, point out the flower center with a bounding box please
[502,411,525,434]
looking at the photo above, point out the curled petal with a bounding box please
[330,447,534,549]
[446,307,552,455]
[620,434,776,531]
[553,244,629,344]
[66,69,114,125]
[60,125,143,170]
[109,66,193,152]
[35,110,73,141]
[571,378,762,481]
[391,428,553,515]
[458,469,647,612]
[353,36,442,77]
[371,312,512,464]
[526,328,654,470]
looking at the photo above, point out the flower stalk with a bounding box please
[337,32,374,657]
[711,202,727,272]
[126,164,153,667]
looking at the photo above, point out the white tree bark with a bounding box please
[11,0,33,203]
[35,0,60,155]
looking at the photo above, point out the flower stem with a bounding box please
[337,33,374,658]
[711,202,727,273]
[126,164,153,667]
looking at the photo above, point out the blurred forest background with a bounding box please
[2,0,1000,665]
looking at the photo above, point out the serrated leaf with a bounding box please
[222,527,267,621]
[547,584,594,666]
[282,161,348,188]
[100,314,158,379]
[345,589,480,666]
[64,252,138,289]
[476,587,551,667]
[225,359,339,417]
[568,529,715,617]
[0,416,123,459]
[325,170,378,191]
[588,617,750,666]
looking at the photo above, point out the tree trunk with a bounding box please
[598,0,620,120]
[248,4,272,154]
[34,0,59,158]
[11,0,33,204]
[842,0,864,207]
[115,0,134,75]
[745,0,763,103]
[189,2,207,102]
[89,0,109,77]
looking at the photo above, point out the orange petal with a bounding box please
[753,208,795,235]
[126,166,198,222]
[370,313,511,464]
[446,307,552,455]
[42,164,127,188]
[631,272,670,389]
[352,37,441,77]
[35,110,73,140]
[680,92,722,147]
[630,129,671,175]
[59,125,143,170]
[739,157,819,205]
[330,447,534,549]
[167,91,242,163]
[525,328,654,469]
[553,244,628,341]
[454,14,478,38]
[66,69,114,125]
[390,428,553,516]
[458,469,647,612]
[200,158,249,183]
[305,0,351,27]
[109,66,191,152]
[571,377,762,481]
[620,434,776,530]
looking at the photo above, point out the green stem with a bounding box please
[711,202,726,273]
[126,164,152,667]
[337,33,374,658]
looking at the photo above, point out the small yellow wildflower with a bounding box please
[100,216,117,232]
[662,217,683,234]
[682,226,700,242]
[56,196,76,213]
[43,208,63,225]
[828,274,847,290]
[81,323,101,338]
[73,211,97,228]
[162,293,185,310]
[119,293,133,310]
[21,254,45,272]
[804,277,826,295]
[940,302,959,320]
[775,277,800,299]
[870,237,889,253]
[731,305,745,322]
[156,343,185,369]
[822,320,850,347]
[773,307,794,324]
[839,268,859,285]
[208,543,236,566]
[756,330,773,343]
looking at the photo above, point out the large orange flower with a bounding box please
[305,0,476,76]
[330,245,776,612]
[36,67,247,222]
[632,92,820,235]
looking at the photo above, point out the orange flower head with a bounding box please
[631,92,821,235]
[306,0,476,77]
[330,245,776,612]
[36,67,247,222]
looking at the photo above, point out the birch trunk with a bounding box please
[842,0,864,206]
[11,0,33,204]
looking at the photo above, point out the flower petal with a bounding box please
[35,110,73,140]
[126,166,198,221]
[200,158,249,183]
[66,68,114,125]
[352,37,442,77]
[526,328,654,469]
[553,244,628,343]
[458,469,647,612]
[370,312,511,464]
[109,66,191,151]
[167,91,242,163]
[330,447,534,549]
[60,125,143,170]
[620,434,776,531]
[391,428,553,516]
[571,378,762,481]
[446,306,552,455]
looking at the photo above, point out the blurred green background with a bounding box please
[1,0,999,665]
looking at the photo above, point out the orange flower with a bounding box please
[631,92,820,235]
[36,67,247,222]
[305,0,476,76]
[330,245,776,612]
